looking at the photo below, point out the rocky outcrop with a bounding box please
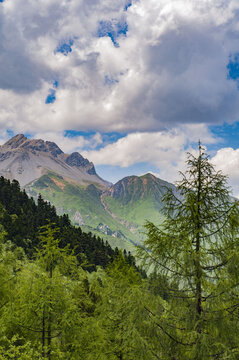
[66,152,96,175]
[73,211,85,226]
[66,152,89,167]
[3,134,27,149]
[96,223,126,238]
[2,134,63,158]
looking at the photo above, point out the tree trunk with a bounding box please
[196,148,202,319]
[42,306,46,358]
[47,266,53,360]
[47,312,52,360]
[194,145,203,360]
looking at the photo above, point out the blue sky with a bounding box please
[1,0,239,194]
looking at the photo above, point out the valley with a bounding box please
[0,134,174,252]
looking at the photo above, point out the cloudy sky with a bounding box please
[1,0,239,194]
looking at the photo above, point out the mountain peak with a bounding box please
[111,173,173,204]
[0,134,109,187]
[141,172,157,179]
[3,134,27,149]
[2,134,63,158]
[65,152,96,175]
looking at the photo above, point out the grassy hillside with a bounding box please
[26,172,173,253]
[26,173,140,252]
[103,195,164,227]
[103,173,171,227]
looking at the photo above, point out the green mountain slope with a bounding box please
[0,134,175,253]
[26,173,140,252]
[103,173,173,230]
[0,176,133,270]
[26,172,174,252]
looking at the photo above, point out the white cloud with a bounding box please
[32,131,103,154]
[0,131,12,146]
[82,124,217,182]
[212,148,239,197]
[0,0,239,134]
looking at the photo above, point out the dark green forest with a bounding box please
[1,145,239,359]
[0,176,136,271]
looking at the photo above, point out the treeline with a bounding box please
[0,177,155,359]
[0,176,135,271]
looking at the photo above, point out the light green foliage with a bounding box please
[2,145,239,358]
[0,336,42,359]
[95,255,155,360]
[0,218,165,359]
[0,219,25,331]
[37,224,77,275]
[139,144,239,359]
[6,224,108,359]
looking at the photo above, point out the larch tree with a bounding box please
[97,254,155,360]
[11,223,78,359]
[138,143,239,359]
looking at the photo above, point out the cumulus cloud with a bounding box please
[0,130,12,145]
[212,148,239,197]
[0,0,239,134]
[33,131,103,154]
[82,124,217,182]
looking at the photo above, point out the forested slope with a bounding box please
[0,143,238,360]
[0,176,135,270]
[0,177,155,360]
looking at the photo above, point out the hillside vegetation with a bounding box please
[0,176,135,271]
[26,173,172,251]
[0,146,239,359]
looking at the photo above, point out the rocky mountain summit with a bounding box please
[0,134,108,187]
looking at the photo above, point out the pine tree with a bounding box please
[138,143,239,359]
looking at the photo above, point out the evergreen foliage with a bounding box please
[0,176,134,270]
[0,145,239,359]
[138,143,239,359]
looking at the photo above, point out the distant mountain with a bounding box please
[0,134,176,251]
[0,176,123,271]
[26,172,175,251]
[102,173,174,234]
[109,173,173,204]
[0,134,109,187]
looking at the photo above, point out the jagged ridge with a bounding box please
[0,134,109,187]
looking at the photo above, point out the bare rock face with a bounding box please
[3,134,27,149]
[65,152,96,175]
[3,134,63,158]
[0,134,109,187]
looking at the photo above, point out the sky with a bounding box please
[1,0,239,195]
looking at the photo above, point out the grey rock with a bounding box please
[0,134,110,187]
[96,223,125,238]
[73,211,85,226]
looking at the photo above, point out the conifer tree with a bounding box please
[97,254,155,360]
[139,143,239,359]
[10,224,78,359]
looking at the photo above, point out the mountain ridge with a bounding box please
[0,134,175,251]
[0,134,109,187]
